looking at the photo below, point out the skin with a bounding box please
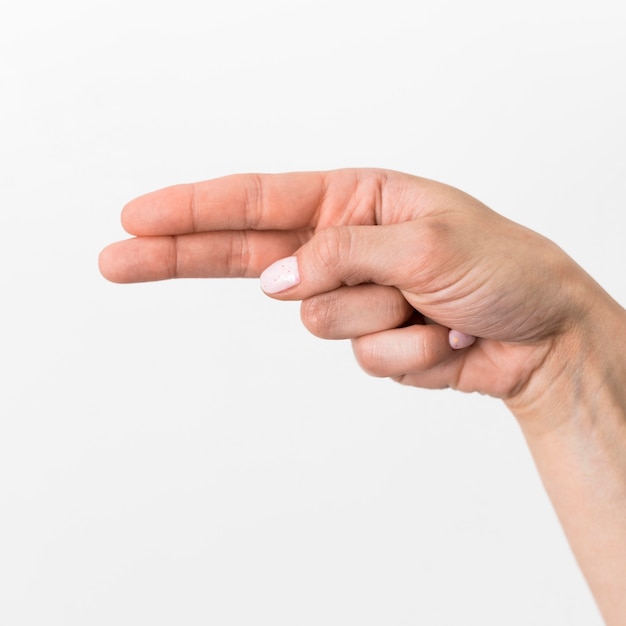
[99,168,626,625]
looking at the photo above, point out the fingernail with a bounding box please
[260,256,300,294]
[449,330,476,350]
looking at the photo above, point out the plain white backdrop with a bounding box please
[1,0,625,624]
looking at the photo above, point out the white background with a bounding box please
[1,0,625,624]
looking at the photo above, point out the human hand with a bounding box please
[100,169,626,624]
[98,168,596,403]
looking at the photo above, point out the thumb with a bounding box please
[259,224,407,298]
[259,223,476,351]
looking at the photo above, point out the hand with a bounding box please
[100,168,626,624]
[99,168,589,401]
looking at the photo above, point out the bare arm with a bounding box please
[507,292,626,626]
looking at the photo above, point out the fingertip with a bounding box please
[120,193,152,235]
[260,256,300,295]
[121,184,191,236]
[98,243,126,283]
[449,330,476,350]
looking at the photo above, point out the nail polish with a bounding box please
[449,330,476,350]
[260,256,300,294]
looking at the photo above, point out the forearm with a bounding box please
[507,292,626,626]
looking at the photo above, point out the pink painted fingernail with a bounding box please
[449,330,476,350]
[260,256,300,294]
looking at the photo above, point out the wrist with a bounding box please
[505,281,626,437]
[504,281,626,626]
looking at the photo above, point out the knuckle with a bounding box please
[244,174,264,229]
[229,231,251,277]
[415,216,452,258]
[300,293,340,338]
[352,336,386,377]
[313,226,352,273]
[406,216,457,290]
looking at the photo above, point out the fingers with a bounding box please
[259,223,421,297]
[98,230,310,283]
[449,330,476,350]
[300,283,475,387]
[261,224,476,360]
[300,284,414,339]
[351,323,463,383]
[120,169,390,237]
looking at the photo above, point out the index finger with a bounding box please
[121,171,330,236]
